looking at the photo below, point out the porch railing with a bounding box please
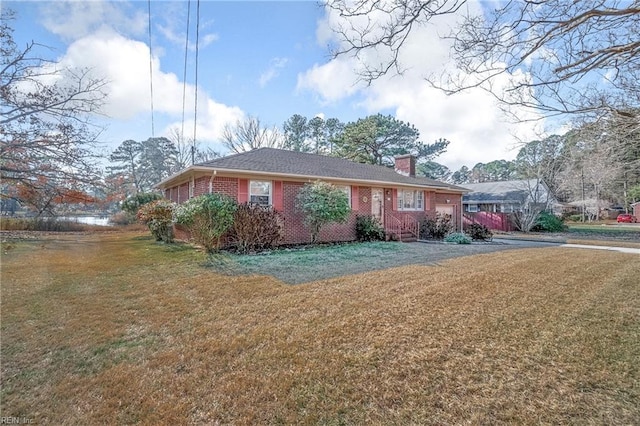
[384,212,419,241]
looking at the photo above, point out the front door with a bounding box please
[372,188,384,224]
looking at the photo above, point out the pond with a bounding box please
[58,216,113,227]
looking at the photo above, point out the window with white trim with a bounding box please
[398,189,424,211]
[467,204,479,212]
[250,180,272,206]
[335,185,352,208]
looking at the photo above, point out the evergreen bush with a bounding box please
[355,215,385,241]
[444,232,472,244]
[296,181,350,244]
[419,213,452,240]
[174,194,237,252]
[532,211,567,232]
[122,192,163,216]
[464,223,493,241]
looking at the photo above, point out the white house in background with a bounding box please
[462,179,561,214]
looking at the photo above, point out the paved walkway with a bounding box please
[493,238,640,255]
[559,243,640,254]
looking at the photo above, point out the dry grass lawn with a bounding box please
[1,232,639,424]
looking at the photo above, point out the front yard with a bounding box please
[212,240,521,284]
[1,231,639,424]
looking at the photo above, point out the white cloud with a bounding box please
[31,0,244,153]
[259,57,289,87]
[156,15,219,51]
[40,1,147,41]
[53,29,243,143]
[298,0,544,170]
[164,99,245,145]
[296,58,362,103]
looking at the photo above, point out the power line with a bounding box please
[181,0,191,148]
[192,0,200,165]
[147,0,155,137]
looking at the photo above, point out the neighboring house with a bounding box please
[462,179,560,231]
[632,202,640,220]
[462,179,560,214]
[156,148,467,244]
[566,198,614,220]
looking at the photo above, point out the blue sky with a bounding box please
[6,0,543,170]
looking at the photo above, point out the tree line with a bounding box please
[3,3,639,216]
[435,115,640,211]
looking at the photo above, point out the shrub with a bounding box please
[108,211,132,226]
[355,215,385,242]
[137,199,176,243]
[532,211,567,232]
[444,232,472,244]
[174,193,237,252]
[464,223,493,241]
[296,181,351,244]
[122,193,163,216]
[0,217,84,232]
[567,214,583,222]
[230,203,283,253]
[419,213,452,240]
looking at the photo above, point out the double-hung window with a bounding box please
[250,180,272,206]
[398,190,424,211]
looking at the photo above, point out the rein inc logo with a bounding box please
[1,418,34,424]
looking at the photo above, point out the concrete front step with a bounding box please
[400,232,417,242]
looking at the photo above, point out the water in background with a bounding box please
[58,216,112,227]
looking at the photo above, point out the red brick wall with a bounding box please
[164,176,462,243]
[358,186,372,215]
[435,193,463,230]
[212,176,238,198]
[280,181,369,245]
[281,182,309,244]
[394,155,416,176]
[193,176,209,197]
[178,183,189,203]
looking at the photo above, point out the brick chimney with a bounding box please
[394,154,416,177]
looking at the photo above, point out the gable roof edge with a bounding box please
[156,165,468,193]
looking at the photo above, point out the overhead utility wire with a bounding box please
[147,0,155,137]
[192,0,201,165]
[181,0,191,159]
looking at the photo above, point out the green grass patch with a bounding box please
[226,242,404,284]
[566,224,639,242]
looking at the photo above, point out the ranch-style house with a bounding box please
[156,148,468,244]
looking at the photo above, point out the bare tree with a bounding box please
[166,126,220,169]
[1,10,108,215]
[515,135,568,199]
[511,179,553,232]
[327,0,466,81]
[221,116,284,154]
[328,1,640,121]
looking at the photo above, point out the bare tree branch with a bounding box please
[328,0,640,121]
[1,10,107,215]
[221,116,284,154]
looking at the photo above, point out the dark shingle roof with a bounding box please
[191,148,465,191]
[462,180,541,203]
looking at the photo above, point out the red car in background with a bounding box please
[616,214,638,223]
